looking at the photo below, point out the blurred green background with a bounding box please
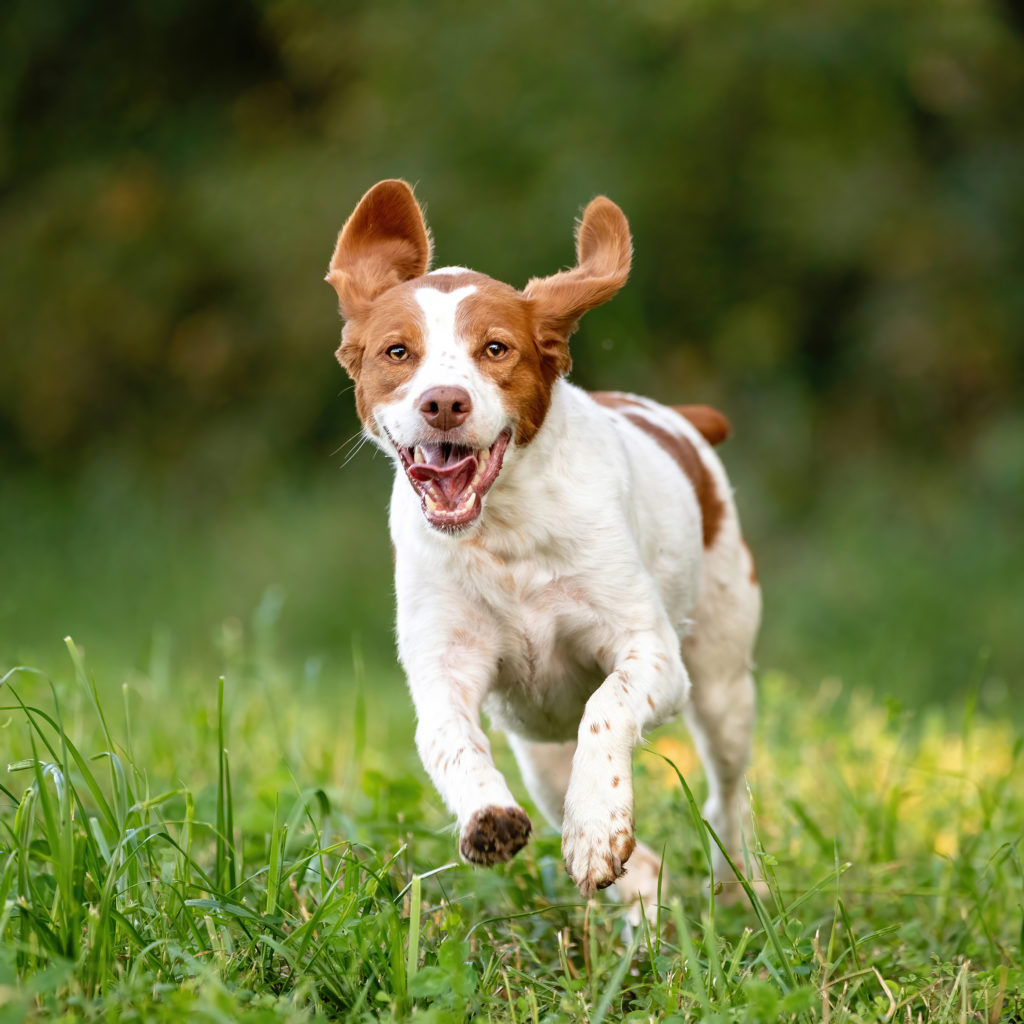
[2,0,1022,711]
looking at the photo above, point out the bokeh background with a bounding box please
[3,0,1022,712]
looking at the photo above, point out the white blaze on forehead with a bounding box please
[414,284,477,362]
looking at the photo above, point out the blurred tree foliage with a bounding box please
[2,1,1024,699]
[3,0,1023,495]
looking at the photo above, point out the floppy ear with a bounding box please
[523,196,632,373]
[325,179,432,320]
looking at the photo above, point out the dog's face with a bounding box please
[327,180,631,533]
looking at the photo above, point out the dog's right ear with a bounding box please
[524,196,632,376]
[326,180,432,321]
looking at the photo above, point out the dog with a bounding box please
[325,180,761,915]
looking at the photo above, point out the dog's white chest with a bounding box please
[465,561,611,741]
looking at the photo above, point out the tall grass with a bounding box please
[2,631,1021,1022]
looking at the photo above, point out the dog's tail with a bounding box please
[674,405,731,446]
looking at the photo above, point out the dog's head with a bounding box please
[326,179,631,533]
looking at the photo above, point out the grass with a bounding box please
[2,612,1021,1022]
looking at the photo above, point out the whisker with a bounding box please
[340,433,378,470]
[331,428,367,459]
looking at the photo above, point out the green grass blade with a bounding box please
[407,872,422,984]
[590,928,639,1024]
[672,899,712,1016]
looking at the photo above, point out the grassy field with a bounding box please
[2,618,1021,1022]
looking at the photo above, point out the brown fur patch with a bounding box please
[456,280,562,445]
[335,286,425,424]
[524,196,632,377]
[592,391,731,447]
[673,404,731,446]
[591,395,725,547]
[612,830,636,860]
[326,180,432,320]
[589,391,640,412]
[625,413,723,547]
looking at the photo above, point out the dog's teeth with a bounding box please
[465,492,477,510]
[414,447,426,464]
[478,448,490,468]
[424,494,438,511]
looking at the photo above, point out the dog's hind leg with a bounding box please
[681,667,758,897]
[508,734,666,923]
[506,735,576,828]
[681,534,763,903]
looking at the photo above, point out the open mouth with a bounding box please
[390,429,512,531]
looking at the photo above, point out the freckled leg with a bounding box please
[561,637,689,898]
[509,733,667,922]
[412,689,532,866]
[398,592,534,869]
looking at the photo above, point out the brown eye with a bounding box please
[386,344,409,362]
[484,340,508,359]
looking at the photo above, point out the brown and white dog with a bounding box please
[326,180,761,915]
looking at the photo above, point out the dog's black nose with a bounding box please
[418,387,472,431]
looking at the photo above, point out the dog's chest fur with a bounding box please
[469,556,612,741]
[392,413,701,742]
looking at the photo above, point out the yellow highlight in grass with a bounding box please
[650,736,698,785]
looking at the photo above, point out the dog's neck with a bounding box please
[491,377,571,493]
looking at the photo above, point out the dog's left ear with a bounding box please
[524,197,632,373]
[326,179,433,321]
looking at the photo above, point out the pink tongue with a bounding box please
[409,454,477,505]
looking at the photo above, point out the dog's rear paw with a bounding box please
[459,806,532,865]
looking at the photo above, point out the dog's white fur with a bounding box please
[326,181,761,915]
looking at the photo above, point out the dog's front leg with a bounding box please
[404,641,531,867]
[562,636,688,897]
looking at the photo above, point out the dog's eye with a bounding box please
[484,340,508,359]
[385,344,409,362]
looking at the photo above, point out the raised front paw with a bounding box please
[459,805,532,865]
[561,810,636,898]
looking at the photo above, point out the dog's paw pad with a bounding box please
[459,805,532,865]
